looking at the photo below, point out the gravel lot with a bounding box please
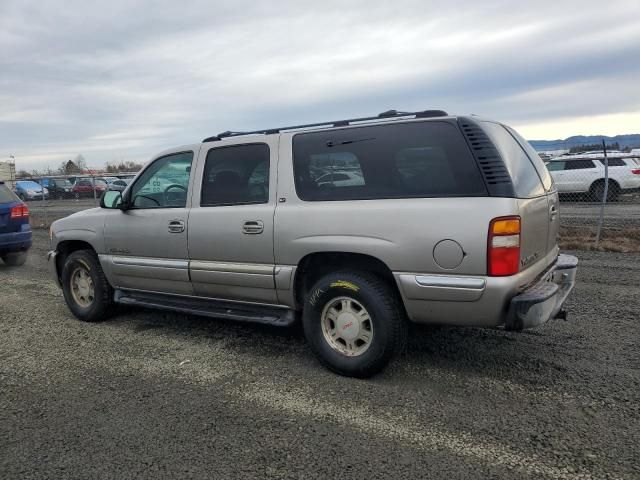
[1,231,639,479]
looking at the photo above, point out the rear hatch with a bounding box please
[0,183,24,234]
[474,122,558,271]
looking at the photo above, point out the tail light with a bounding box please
[631,169,640,175]
[488,216,520,276]
[10,204,29,219]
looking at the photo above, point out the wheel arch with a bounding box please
[55,239,97,282]
[293,251,402,310]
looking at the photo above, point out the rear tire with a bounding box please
[2,251,28,266]
[589,181,619,202]
[302,271,407,378]
[61,250,114,322]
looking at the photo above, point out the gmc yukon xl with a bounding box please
[48,110,578,377]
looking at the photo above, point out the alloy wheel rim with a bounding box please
[70,267,95,308]
[320,296,373,357]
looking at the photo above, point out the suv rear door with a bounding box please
[187,137,278,303]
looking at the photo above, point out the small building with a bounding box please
[0,161,17,189]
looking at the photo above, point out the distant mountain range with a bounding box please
[529,134,640,152]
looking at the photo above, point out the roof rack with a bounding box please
[202,109,449,142]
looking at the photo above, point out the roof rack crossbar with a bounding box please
[202,109,448,142]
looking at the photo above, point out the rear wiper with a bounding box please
[326,137,375,148]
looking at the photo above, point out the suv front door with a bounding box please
[188,138,278,303]
[103,150,196,295]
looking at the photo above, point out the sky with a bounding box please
[1,0,639,171]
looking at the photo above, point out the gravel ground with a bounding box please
[1,231,639,479]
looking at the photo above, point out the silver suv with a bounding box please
[48,110,578,377]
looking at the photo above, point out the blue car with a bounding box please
[14,180,49,201]
[0,181,32,266]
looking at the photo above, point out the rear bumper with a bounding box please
[394,251,578,329]
[505,254,578,330]
[0,227,32,254]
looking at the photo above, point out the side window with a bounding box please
[482,122,545,198]
[201,143,270,207]
[598,158,626,167]
[546,161,565,171]
[293,122,487,201]
[130,152,193,209]
[506,126,553,191]
[565,160,595,170]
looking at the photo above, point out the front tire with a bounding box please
[61,250,113,322]
[2,251,28,266]
[302,271,407,378]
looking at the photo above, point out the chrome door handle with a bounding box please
[168,219,185,233]
[242,220,264,234]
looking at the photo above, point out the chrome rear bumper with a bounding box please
[505,254,578,330]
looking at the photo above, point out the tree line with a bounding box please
[16,155,143,178]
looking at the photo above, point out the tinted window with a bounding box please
[201,144,270,206]
[598,158,626,167]
[546,161,565,171]
[482,122,545,198]
[505,126,553,191]
[0,184,18,203]
[131,152,193,208]
[565,160,595,170]
[293,121,486,201]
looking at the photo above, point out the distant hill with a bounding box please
[529,134,640,152]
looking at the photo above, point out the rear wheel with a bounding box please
[302,271,407,378]
[61,250,113,322]
[589,181,619,202]
[1,251,28,266]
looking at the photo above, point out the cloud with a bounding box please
[1,0,639,170]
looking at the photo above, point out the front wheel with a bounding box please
[302,272,407,378]
[61,250,114,322]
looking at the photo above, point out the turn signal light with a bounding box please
[488,216,520,276]
[10,204,29,219]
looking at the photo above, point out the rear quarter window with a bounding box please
[481,122,546,198]
[293,121,487,201]
[0,184,19,203]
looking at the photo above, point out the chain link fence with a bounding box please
[13,174,135,229]
[15,155,640,251]
[545,150,640,251]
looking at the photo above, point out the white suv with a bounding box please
[546,154,640,201]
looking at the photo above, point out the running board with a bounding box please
[114,290,296,327]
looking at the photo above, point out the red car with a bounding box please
[71,178,107,198]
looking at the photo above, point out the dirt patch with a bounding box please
[559,225,640,252]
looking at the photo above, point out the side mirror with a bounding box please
[100,191,124,209]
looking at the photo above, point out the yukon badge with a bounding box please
[520,252,539,268]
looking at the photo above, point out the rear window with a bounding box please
[597,158,626,167]
[505,126,554,192]
[293,121,487,201]
[0,184,19,203]
[481,122,546,198]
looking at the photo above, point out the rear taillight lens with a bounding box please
[488,216,521,276]
[631,169,640,175]
[10,204,29,219]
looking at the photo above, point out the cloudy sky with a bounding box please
[1,0,639,171]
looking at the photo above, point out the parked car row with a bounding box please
[15,176,134,200]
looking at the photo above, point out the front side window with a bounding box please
[546,161,565,171]
[293,121,487,201]
[130,152,193,208]
[201,144,270,206]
